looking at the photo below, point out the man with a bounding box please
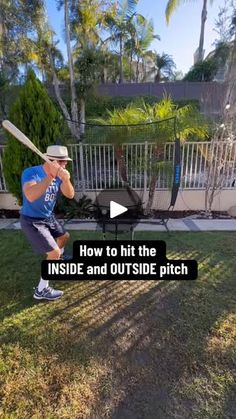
[20,145,75,301]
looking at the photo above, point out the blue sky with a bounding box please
[45,0,225,75]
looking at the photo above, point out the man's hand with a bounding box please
[44,160,61,179]
[57,168,71,183]
[59,168,74,199]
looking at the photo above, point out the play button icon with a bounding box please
[94,187,143,237]
[110,201,128,219]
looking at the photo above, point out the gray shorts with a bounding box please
[20,214,66,254]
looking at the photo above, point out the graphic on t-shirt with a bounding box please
[21,165,62,218]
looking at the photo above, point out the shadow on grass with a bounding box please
[221,382,236,419]
[0,231,235,418]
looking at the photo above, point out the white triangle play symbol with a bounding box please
[110,201,128,219]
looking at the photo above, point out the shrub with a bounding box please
[2,69,64,204]
[56,195,94,220]
[85,94,200,118]
[183,59,218,82]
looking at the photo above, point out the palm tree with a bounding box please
[165,0,214,63]
[21,7,64,83]
[71,0,113,133]
[71,0,109,51]
[155,52,176,81]
[143,52,176,82]
[125,16,160,82]
[104,0,141,83]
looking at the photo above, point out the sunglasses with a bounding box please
[48,159,68,163]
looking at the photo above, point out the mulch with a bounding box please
[0,209,233,219]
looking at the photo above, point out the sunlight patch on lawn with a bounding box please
[206,313,236,360]
[0,343,109,418]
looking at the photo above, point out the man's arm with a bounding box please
[59,169,75,199]
[24,177,53,203]
[60,180,75,199]
[23,161,60,203]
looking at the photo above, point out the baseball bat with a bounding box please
[2,120,51,163]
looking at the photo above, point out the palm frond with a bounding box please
[165,0,182,24]
[91,95,210,145]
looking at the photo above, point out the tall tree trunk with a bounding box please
[64,0,80,139]
[145,146,163,214]
[103,66,108,83]
[130,51,133,82]
[145,175,158,214]
[101,44,108,83]
[136,57,140,82]
[48,47,85,195]
[119,34,123,84]
[80,98,85,135]
[223,33,236,117]
[48,47,76,137]
[0,18,4,70]
[197,0,208,62]
[155,69,161,82]
[114,146,127,183]
[41,66,45,82]
[142,58,146,81]
[64,0,85,194]
[0,16,7,72]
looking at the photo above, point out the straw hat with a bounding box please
[45,145,72,161]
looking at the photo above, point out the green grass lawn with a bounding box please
[0,230,235,419]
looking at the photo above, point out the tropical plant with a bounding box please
[32,32,64,83]
[71,0,113,49]
[165,0,215,63]
[56,195,94,220]
[2,69,64,204]
[94,96,210,212]
[183,58,218,81]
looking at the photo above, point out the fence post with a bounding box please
[79,142,85,196]
[144,141,148,192]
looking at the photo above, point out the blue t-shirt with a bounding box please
[21,165,62,218]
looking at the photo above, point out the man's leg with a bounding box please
[56,232,70,256]
[34,247,64,301]
[20,215,64,300]
[37,247,61,292]
[47,247,61,260]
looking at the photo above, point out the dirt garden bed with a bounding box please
[0,208,233,219]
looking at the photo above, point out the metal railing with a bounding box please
[1,141,236,193]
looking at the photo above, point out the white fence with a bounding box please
[1,141,236,193]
